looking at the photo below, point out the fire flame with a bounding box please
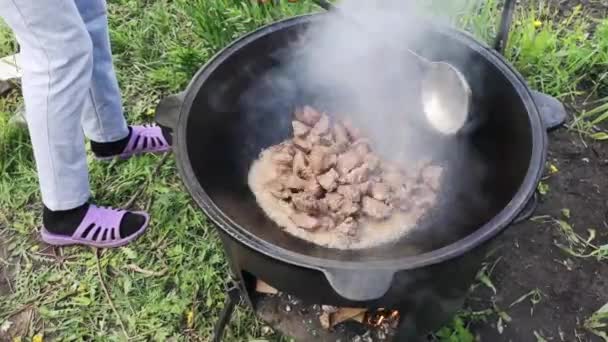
[366,309,400,327]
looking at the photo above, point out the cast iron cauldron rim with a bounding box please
[174,13,546,271]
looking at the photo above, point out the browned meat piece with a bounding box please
[336,217,358,236]
[336,150,362,175]
[352,139,370,157]
[309,146,337,175]
[283,174,308,190]
[295,106,322,126]
[292,121,311,137]
[339,199,360,217]
[319,216,336,230]
[422,164,443,191]
[290,212,321,230]
[279,141,296,156]
[342,120,362,140]
[342,164,369,184]
[370,182,391,201]
[333,122,351,147]
[292,192,319,214]
[293,136,312,152]
[311,114,330,136]
[266,180,290,200]
[359,181,371,194]
[363,154,380,172]
[362,196,391,219]
[337,184,361,203]
[317,168,339,191]
[292,150,312,179]
[306,133,321,145]
[319,132,335,146]
[323,193,344,212]
[306,178,324,198]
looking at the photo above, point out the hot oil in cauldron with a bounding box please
[248,106,445,250]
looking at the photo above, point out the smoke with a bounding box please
[254,0,483,165]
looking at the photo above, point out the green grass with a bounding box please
[2,0,608,341]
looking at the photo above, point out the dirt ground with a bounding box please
[468,126,608,342]
[547,0,608,18]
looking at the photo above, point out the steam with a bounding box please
[266,0,483,164]
[237,0,492,250]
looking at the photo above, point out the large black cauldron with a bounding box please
[156,3,566,339]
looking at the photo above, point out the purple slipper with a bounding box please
[40,205,150,248]
[97,124,171,161]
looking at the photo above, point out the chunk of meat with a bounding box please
[292,150,312,179]
[333,122,351,147]
[363,154,381,172]
[323,193,344,212]
[292,192,319,214]
[278,141,296,156]
[266,180,290,200]
[292,121,311,137]
[295,106,322,126]
[309,146,336,175]
[422,164,443,191]
[359,181,371,194]
[370,182,391,201]
[306,133,321,146]
[342,164,369,184]
[336,150,363,175]
[311,114,330,136]
[342,120,362,140]
[362,196,391,219]
[289,212,321,231]
[317,168,339,191]
[337,184,361,203]
[293,136,312,152]
[336,217,358,236]
[283,174,308,190]
[339,199,360,217]
[305,178,324,198]
[319,132,335,146]
[352,139,371,157]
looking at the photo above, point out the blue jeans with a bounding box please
[0,0,128,210]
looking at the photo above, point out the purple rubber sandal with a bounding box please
[97,124,171,161]
[40,205,149,248]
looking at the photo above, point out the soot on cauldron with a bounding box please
[248,105,444,250]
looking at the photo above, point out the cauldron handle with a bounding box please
[322,267,394,301]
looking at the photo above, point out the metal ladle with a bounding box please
[311,0,473,135]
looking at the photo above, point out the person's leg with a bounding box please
[73,0,129,144]
[0,0,93,212]
[0,0,149,247]
[74,0,172,159]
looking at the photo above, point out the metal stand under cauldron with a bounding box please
[212,278,403,342]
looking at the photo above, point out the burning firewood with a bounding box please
[255,279,278,294]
